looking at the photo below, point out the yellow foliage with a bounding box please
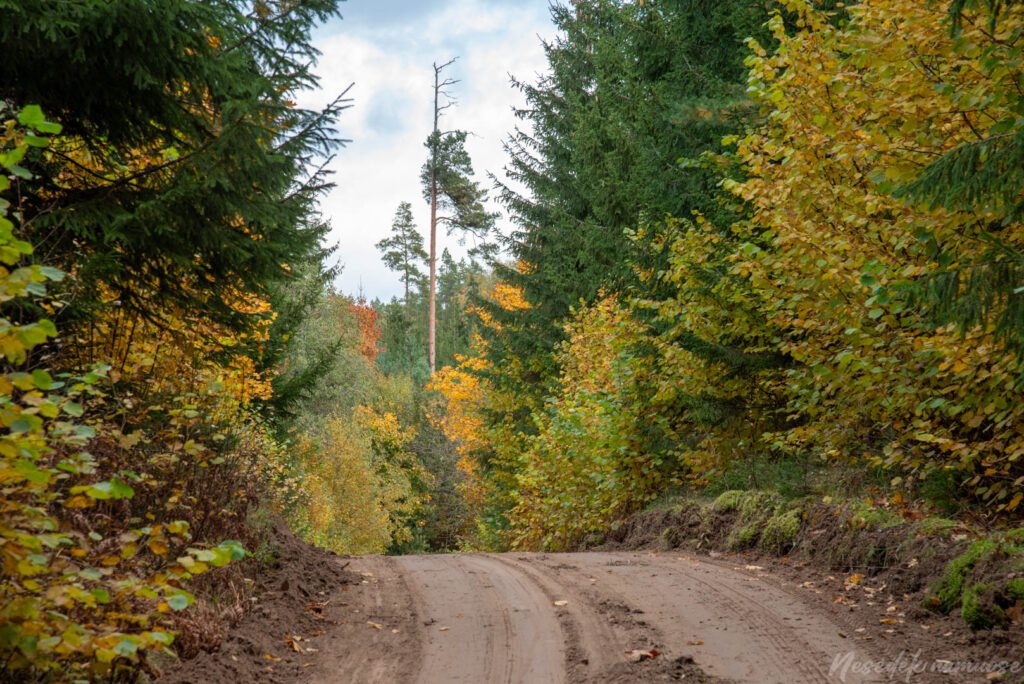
[725,0,1024,505]
[428,277,534,549]
[0,113,246,678]
[297,408,431,555]
[510,296,667,551]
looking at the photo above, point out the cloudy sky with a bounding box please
[301,0,556,300]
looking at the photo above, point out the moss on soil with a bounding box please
[928,527,1024,630]
[760,507,804,554]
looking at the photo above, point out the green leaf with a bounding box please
[17,105,45,126]
[145,630,174,645]
[113,638,138,658]
[14,460,51,485]
[39,266,64,282]
[36,122,62,135]
[31,369,53,390]
[10,417,36,434]
[37,319,57,337]
[166,592,193,612]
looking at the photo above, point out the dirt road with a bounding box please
[307,551,883,684]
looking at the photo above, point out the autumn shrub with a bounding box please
[295,406,431,556]
[509,296,674,551]
[427,278,534,550]
[630,0,1024,517]
[0,108,248,681]
[724,0,1024,512]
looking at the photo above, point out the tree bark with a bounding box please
[429,66,440,376]
[428,58,458,376]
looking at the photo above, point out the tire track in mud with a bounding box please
[524,552,879,683]
[305,552,884,683]
[396,554,565,684]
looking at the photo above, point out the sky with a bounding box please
[300,0,557,301]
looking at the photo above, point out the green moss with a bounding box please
[1006,578,1024,601]
[930,538,997,613]
[738,491,779,520]
[712,490,745,513]
[849,502,902,530]
[916,517,959,536]
[961,583,1007,630]
[728,520,763,549]
[760,508,804,554]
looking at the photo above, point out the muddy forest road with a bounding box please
[306,552,886,684]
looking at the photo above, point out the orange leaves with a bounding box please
[349,299,382,362]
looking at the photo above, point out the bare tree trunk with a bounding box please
[429,66,440,376]
[428,58,458,376]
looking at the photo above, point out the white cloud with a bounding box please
[298,0,554,300]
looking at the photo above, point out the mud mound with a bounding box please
[155,524,356,684]
[596,654,725,683]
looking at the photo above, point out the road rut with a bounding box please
[309,551,881,683]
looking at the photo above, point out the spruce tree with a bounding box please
[0,0,350,335]
[892,0,1024,352]
[376,201,429,308]
[486,0,775,414]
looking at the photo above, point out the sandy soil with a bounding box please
[305,551,892,684]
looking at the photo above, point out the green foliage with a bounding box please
[0,0,348,333]
[297,408,432,556]
[422,131,497,256]
[486,0,774,415]
[0,108,246,680]
[510,297,673,551]
[377,202,429,304]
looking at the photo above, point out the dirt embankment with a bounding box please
[154,525,359,684]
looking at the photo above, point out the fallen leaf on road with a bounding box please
[554,600,569,607]
[625,648,660,663]
[1006,602,1023,625]
[305,600,330,616]
[264,654,282,662]
[686,640,703,646]
[438,626,449,632]
[368,622,383,630]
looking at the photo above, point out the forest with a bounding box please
[2,0,1024,680]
